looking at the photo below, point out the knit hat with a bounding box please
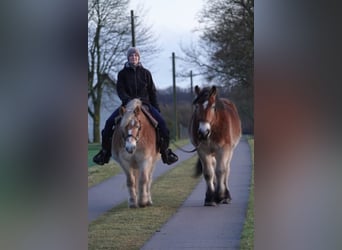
[127,47,140,59]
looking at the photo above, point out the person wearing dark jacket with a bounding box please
[93,47,178,165]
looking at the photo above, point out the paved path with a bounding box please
[141,138,252,250]
[88,144,197,222]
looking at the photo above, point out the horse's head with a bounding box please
[119,99,142,154]
[193,85,218,141]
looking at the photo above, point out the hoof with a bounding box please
[216,197,232,204]
[204,201,217,206]
[221,198,232,204]
[129,203,138,208]
[139,201,152,208]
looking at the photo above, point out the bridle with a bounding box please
[123,117,142,143]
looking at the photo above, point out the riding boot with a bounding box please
[159,136,178,165]
[93,129,112,165]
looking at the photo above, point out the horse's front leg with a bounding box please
[126,169,138,208]
[201,155,216,206]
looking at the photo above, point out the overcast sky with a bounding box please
[129,0,205,90]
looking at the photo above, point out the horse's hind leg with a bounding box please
[202,157,216,206]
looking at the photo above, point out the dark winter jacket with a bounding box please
[117,62,160,111]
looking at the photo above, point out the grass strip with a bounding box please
[88,156,200,250]
[88,143,101,167]
[88,162,123,188]
[239,137,254,250]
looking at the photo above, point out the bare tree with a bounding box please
[181,0,253,87]
[180,0,254,133]
[88,0,159,142]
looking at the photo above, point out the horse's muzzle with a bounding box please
[125,139,137,154]
[198,129,210,140]
[125,144,136,154]
[198,122,211,140]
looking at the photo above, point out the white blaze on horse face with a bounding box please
[203,100,208,110]
[199,121,211,137]
[125,122,137,153]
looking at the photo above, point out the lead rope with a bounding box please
[170,140,199,153]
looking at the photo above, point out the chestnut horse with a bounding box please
[111,99,159,208]
[189,85,241,206]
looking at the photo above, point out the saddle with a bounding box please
[141,105,161,149]
[140,105,158,128]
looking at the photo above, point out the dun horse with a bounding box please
[112,99,159,208]
[189,85,241,206]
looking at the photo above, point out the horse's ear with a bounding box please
[209,85,217,97]
[120,106,126,116]
[195,85,201,95]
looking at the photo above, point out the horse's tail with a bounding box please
[193,158,203,178]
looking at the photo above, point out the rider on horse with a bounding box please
[93,47,178,166]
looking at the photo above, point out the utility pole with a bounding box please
[190,70,193,96]
[130,10,136,47]
[172,52,178,140]
[190,70,194,112]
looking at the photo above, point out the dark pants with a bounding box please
[101,105,169,151]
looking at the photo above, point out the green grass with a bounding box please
[88,156,201,250]
[240,136,254,250]
[88,143,101,167]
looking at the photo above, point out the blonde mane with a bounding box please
[120,99,142,128]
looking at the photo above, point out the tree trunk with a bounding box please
[93,100,101,143]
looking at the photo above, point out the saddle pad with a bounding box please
[141,105,158,128]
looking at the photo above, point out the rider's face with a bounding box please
[128,53,139,66]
